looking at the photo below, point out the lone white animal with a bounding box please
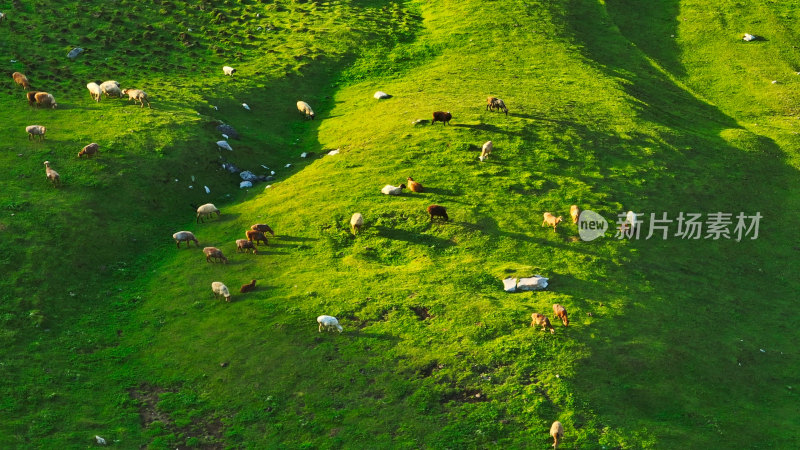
[350,213,364,234]
[196,203,220,223]
[317,315,343,333]
[296,100,315,119]
[479,140,493,161]
[211,282,232,302]
[223,66,236,76]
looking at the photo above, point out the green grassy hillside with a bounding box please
[1,0,798,447]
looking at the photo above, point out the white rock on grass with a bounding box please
[242,103,251,111]
[374,91,391,99]
[517,275,548,291]
[743,33,757,42]
[204,185,211,194]
[327,149,340,156]
[240,181,253,189]
[217,140,233,151]
[502,277,518,293]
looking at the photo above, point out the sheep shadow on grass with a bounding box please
[276,234,318,242]
[451,123,518,136]
[422,186,462,197]
[375,225,455,249]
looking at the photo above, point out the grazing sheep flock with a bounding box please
[11,43,591,441]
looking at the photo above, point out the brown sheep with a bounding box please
[431,111,452,125]
[570,205,580,224]
[78,143,99,158]
[236,239,258,254]
[550,421,564,449]
[553,304,569,327]
[240,279,257,293]
[542,212,563,232]
[12,72,31,90]
[486,96,498,111]
[203,246,228,263]
[122,88,150,108]
[407,177,423,193]
[245,230,269,246]
[531,313,555,334]
[26,91,40,106]
[34,92,57,109]
[250,223,275,236]
[427,204,449,222]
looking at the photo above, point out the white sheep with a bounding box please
[172,231,199,248]
[43,161,60,187]
[86,82,102,102]
[26,125,46,141]
[296,101,315,119]
[99,80,121,98]
[211,282,231,302]
[381,184,406,195]
[479,140,493,161]
[317,315,343,333]
[196,203,220,223]
[350,213,363,234]
[223,66,236,76]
